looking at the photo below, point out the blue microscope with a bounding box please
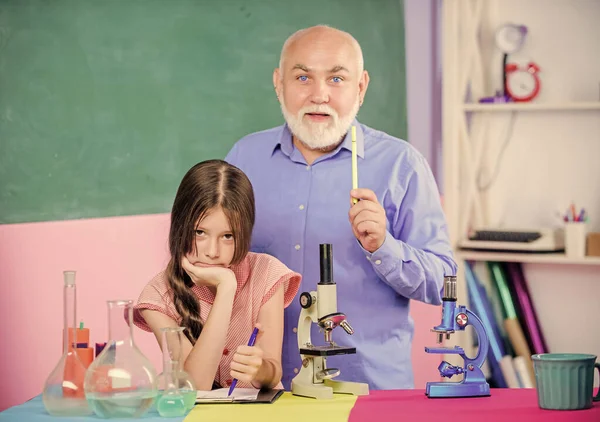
[424,275,491,398]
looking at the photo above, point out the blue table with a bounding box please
[0,395,187,421]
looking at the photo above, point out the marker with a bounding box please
[351,125,358,204]
[228,326,259,397]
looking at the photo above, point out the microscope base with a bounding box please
[291,380,335,400]
[324,379,369,396]
[291,355,369,400]
[291,379,369,400]
[425,381,490,398]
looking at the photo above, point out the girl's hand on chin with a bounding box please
[181,256,236,290]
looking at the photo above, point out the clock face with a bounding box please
[506,70,538,100]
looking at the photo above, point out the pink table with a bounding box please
[349,389,600,422]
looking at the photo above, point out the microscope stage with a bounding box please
[299,345,356,356]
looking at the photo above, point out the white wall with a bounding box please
[408,2,600,388]
[467,0,600,386]
[481,0,600,232]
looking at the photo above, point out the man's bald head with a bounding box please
[278,25,364,78]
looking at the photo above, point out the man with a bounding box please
[225,25,457,390]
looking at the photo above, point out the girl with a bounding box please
[133,159,301,390]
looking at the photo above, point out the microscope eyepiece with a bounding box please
[319,243,334,285]
[443,275,457,301]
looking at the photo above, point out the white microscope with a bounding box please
[291,244,369,400]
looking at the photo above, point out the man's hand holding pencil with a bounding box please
[349,188,387,253]
[348,125,387,253]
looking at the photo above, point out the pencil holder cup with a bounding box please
[564,222,586,258]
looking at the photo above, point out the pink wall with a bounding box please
[0,214,441,410]
[0,214,170,410]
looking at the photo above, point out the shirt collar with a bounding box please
[272,119,366,159]
[274,124,295,157]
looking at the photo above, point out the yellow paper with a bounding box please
[184,392,358,422]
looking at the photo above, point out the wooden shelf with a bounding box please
[456,250,600,265]
[462,102,600,112]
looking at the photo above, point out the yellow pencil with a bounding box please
[351,125,358,204]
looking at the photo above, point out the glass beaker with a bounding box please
[156,327,196,416]
[84,300,158,418]
[42,271,93,416]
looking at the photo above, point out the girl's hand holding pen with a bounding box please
[230,324,264,385]
[181,256,236,290]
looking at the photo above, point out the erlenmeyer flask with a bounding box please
[42,271,92,416]
[156,327,196,417]
[84,300,158,418]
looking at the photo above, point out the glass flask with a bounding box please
[156,327,197,417]
[42,271,93,416]
[84,300,158,418]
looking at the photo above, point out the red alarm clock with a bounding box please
[505,62,541,102]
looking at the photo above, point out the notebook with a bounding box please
[195,388,284,404]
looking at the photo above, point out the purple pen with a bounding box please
[577,209,586,222]
[228,326,260,397]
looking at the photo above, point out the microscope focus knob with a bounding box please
[456,313,468,327]
[299,292,313,309]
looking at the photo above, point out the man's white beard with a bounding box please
[280,94,360,150]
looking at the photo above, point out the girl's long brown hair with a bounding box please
[166,159,255,344]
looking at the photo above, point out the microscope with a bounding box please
[291,244,369,400]
[424,275,491,398]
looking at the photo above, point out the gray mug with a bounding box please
[532,353,600,410]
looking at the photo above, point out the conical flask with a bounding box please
[84,300,158,418]
[156,327,196,417]
[42,271,92,416]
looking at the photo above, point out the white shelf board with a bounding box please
[462,102,600,112]
[456,250,600,266]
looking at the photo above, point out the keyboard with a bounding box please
[468,230,542,243]
[459,228,565,252]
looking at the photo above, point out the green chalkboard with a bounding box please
[0,0,407,224]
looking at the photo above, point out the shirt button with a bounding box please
[223,348,229,356]
[375,259,382,265]
[295,244,301,250]
[299,204,305,210]
[293,327,298,333]
[305,165,311,170]
[293,368,299,374]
